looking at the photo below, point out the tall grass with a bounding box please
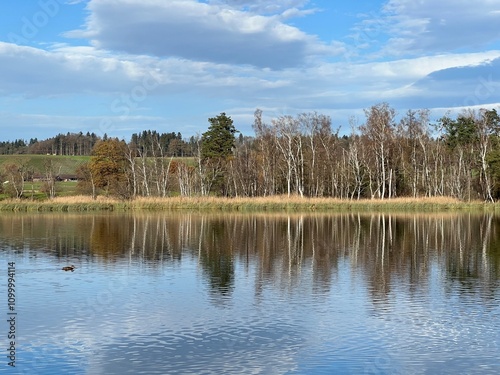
[130,195,494,212]
[0,195,497,212]
[0,196,118,212]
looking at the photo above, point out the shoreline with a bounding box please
[0,195,497,213]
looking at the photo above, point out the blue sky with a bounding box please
[0,0,499,141]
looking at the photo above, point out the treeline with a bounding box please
[129,130,196,157]
[0,132,99,155]
[237,105,500,201]
[3,104,500,201]
[73,106,500,201]
[0,131,196,156]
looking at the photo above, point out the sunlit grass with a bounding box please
[0,154,89,175]
[0,194,497,212]
[0,195,118,212]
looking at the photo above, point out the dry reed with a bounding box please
[0,194,496,212]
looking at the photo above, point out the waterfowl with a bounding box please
[62,265,75,272]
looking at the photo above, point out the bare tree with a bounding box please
[42,158,59,199]
[272,115,304,197]
[361,103,396,199]
[137,146,151,197]
[3,160,28,199]
[252,109,278,196]
[125,144,138,197]
[299,112,332,197]
[398,109,431,197]
[176,162,197,196]
[152,135,173,197]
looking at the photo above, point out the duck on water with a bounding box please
[62,265,76,272]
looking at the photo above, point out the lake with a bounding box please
[1,212,499,374]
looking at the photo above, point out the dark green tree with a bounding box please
[199,219,234,299]
[199,113,238,196]
[440,114,478,149]
[201,112,237,159]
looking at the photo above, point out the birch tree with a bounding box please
[476,109,500,201]
[361,103,396,199]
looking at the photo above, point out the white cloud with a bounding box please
[407,57,500,109]
[207,0,309,15]
[0,42,154,97]
[1,0,499,140]
[0,38,309,98]
[66,0,341,69]
[1,38,498,121]
[381,0,500,55]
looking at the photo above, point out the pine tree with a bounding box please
[199,113,238,196]
[201,113,237,160]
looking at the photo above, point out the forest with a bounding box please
[1,103,500,201]
[0,130,194,156]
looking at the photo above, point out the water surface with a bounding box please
[1,212,499,374]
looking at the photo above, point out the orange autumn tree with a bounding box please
[88,138,130,198]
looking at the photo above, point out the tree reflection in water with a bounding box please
[0,212,499,303]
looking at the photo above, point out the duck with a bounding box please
[62,265,76,272]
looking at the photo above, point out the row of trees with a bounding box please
[245,105,500,201]
[0,132,101,155]
[0,131,198,156]
[3,104,498,201]
[78,113,238,198]
[0,139,28,154]
[129,130,198,157]
[79,105,500,201]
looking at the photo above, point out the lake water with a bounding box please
[0,212,499,374]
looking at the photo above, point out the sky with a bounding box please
[0,0,499,141]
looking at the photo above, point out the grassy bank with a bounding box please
[0,195,498,213]
[0,154,89,175]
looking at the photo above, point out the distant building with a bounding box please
[56,174,79,182]
[28,174,79,182]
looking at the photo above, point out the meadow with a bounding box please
[0,154,89,175]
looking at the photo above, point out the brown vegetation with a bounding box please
[0,195,495,213]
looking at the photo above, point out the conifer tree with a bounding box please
[199,113,238,196]
[201,113,237,160]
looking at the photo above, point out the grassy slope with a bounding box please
[0,155,195,200]
[0,154,89,175]
[0,155,87,200]
[0,155,196,174]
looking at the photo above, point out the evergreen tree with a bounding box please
[199,113,238,196]
[201,113,237,160]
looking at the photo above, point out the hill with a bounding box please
[0,154,89,176]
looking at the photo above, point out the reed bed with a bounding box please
[0,196,119,212]
[0,195,497,213]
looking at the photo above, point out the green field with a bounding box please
[0,155,88,200]
[0,154,89,175]
[0,154,197,200]
[0,155,196,174]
